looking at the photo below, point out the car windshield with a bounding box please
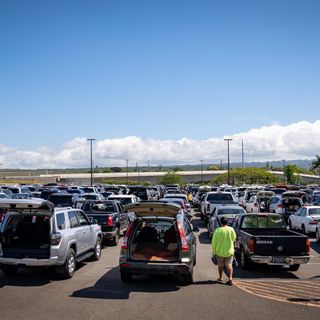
[241,215,285,228]
[309,208,320,216]
[207,193,233,201]
[217,208,244,215]
[48,195,73,207]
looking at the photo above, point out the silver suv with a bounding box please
[0,199,102,278]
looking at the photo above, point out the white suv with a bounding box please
[0,199,102,278]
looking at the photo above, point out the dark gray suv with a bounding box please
[119,202,198,284]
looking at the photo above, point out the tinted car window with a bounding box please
[83,202,115,213]
[217,208,244,215]
[207,193,233,201]
[68,211,79,228]
[56,212,66,230]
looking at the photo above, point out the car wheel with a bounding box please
[91,238,102,261]
[120,271,132,282]
[240,248,251,270]
[60,249,76,279]
[316,228,320,243]
[1,265,18,276]
[110,228,120,246]
[181,270,193,285]
[288,264,300,271]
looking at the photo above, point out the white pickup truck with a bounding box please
[200,192,237,221]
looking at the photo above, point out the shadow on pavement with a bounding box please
[198,231,211,245]
[0,262,87,288]
[72,266,181,300]
[310,240,320,254]
[72,267,221,300]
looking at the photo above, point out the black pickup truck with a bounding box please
[232,213,310,271]
[82,200,129,246]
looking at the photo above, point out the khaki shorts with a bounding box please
[216,256,233,267]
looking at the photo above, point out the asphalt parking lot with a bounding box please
[1,209,320,320]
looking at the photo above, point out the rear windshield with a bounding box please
[309,208,320,216]
[83,203,115,213]
[110,197,132,205]
[217,208,244,215]
[48,195,73,207]
[207,193,233,201]
[241,215,285,229]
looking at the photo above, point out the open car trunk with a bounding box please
[282,198,301,213]
[1,214,51,259]
[130,220,180,262]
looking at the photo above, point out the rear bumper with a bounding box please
[0,256,59,267]
[250,255,309,265]
[119,261,192,275]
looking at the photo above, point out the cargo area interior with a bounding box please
[242,229,302,236]
[1,214,51,258]
[131,220,180,262]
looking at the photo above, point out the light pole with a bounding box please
[87,138,96,186]
[126,159,129,184]
[200,160,204,184]
[224,138,232,185]
[282,159,286,184]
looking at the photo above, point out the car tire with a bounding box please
[288,264,300,271]
[120,271,132,283]
[60,249,76,279]
[240,248,252,270]
[110,228,120,246]
[181,270,193,285]
[1,265,18,276]
[91,238,102,261]
[316,228,320,243]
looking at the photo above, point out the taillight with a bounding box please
[121,223,134,250]
[277,205,283,208]
[107,216,113,226]
[309,220,318,225]
[249,239,254,253]
[306,239,310,253]
[181,202,186,209]
[177,222,189,251]
[51,232,62,246]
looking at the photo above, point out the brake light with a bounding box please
[121,223,134,250]
[249,239,254,254]
[181,201,186,209]
[309,220,318,225]
[306,239,310,253]
[277,205,283,208]
[177,222,189,251]
[107,216,113,226]
[51,232,62,246]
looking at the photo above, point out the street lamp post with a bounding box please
[224,138,232,185]
[126,159,129,184]
[200,160,204,184]
[282,159,286,184]
[87,138,96,186]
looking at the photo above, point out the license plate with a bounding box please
[272,257,286,263]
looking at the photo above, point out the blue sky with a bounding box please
[0,1,319,167]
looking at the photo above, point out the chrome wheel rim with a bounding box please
[96,241,101,257]
[68,254,75,274]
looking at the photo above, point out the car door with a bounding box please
[117,202,128,233]
[75,210,93,253]
[298,208,308,231]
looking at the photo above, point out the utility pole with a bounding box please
[87,138,96,186]
[282,159,286,184]
[224,138,232,185]
[242,139,245,168]
[147,160,150,172]
[126,159,129,184]
[200,160,204,184]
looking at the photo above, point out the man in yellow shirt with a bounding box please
[211,216,236,285]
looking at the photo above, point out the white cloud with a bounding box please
[0,120,320,168]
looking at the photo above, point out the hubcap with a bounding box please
[96,241,101,256]
[68,255,75,274]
